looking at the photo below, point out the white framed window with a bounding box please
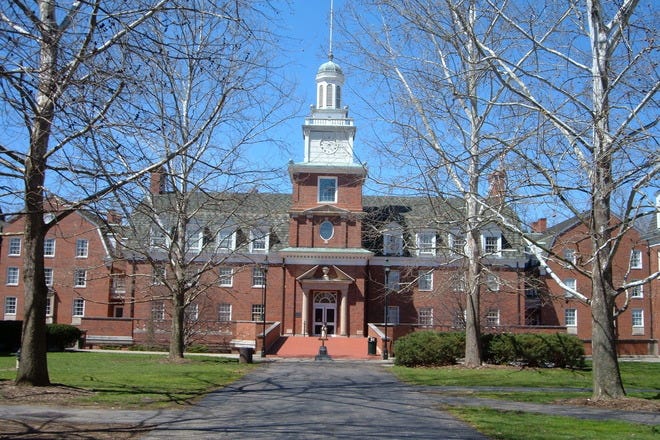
[150,228,167,248]
[482,233,501,256]
[45,295,53,317]
[486,274,500,291]
[75,239,89,258]
[252,267,266,287]
[112,275,126,293]
[72,298,85,317]
[218,303,232,322]
[217,229,235,251]
[318,177,337,203]
[219,267,233,287]
[386,269,400,291]
[250,229,269,253]
[383,223,404,256]
[565,308,577,327]
[44,268,54,287]
[416,231,436,256]
[152,265,165,285]
[6,267,19,286]
[630,283,643,298]
[449,232,465,255]
[151,301,165,321]
[563,248,576,265]
[630,250,642,269]
[4,296,17,315]
[44,238,56,257]
[452,272,467,292]
[319,220,334,241]
[418,307,433,327]
[8,237,21,256]
[252,304,264,321]
[185,303,199,322]
[418,270,433,291]
[73,269,87,287]
[563,278,577,298]
[486,309,500,326]
[385,305,399,325]
[632,309,644,328]
[187,230,202,252]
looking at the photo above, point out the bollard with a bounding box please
[15,348,21,370]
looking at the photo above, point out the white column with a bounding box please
[340,290,348,336]
[301,290,309,336]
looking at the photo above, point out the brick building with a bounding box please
[1,55,657,357]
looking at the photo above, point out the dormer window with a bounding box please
[383,223,404,256]
[449,231,465,255]
[250,228,269,254]
[416,231,436,256]
[318,177,337,203]
[217,229,235,251]
[481,229,502,256]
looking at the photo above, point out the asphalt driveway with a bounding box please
[141,359,488,439]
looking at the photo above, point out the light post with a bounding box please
[260,261,268,358]
[383,260,390,360]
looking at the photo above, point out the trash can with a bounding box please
[367,337,377,356]
[239,347,254,364]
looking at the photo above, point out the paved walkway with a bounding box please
[1,359,658,439]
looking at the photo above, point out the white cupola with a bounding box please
[316,55,344,110]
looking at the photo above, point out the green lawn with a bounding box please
[394,362,660,439]
[0,351,253,408]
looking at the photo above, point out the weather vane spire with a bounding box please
[328,0,334,60]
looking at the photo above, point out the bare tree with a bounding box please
[106,3,290,360]
[346,0,524,366]
[446,0,659,399]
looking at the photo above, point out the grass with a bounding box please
[394,362,660,439]
[0,351,253,408]
[447,407,660,440]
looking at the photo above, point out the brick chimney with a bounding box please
[106,210,122,225]
[488,169,507,202]
[531,218,547,233]
[150,166,166,195]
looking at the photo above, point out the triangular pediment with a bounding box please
[297,265,355,283]
[291,204,352,217]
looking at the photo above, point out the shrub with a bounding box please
[483,333,585,368]
[394,331,459,367]
[46,324,82,352]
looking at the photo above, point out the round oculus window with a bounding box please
[319,220,334,241]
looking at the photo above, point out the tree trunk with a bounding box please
[464,196,482,367]
[169,292,185,360]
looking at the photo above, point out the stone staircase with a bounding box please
[272,336,378,360]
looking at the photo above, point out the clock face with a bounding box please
[320,138,340,154]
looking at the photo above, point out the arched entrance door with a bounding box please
[313,291,336,336]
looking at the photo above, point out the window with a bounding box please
[418,270,433,291]
[6,267,19,286]
[250,229,269,253]
[73,269,87,287]
[150,228,167,248]
[563,248,576,265]
[44,268,54,287]
[483,234,501,255]
[486,309,500,326]
[632,309,644,328]
[385,305,399,325]
[75,239,89,258]
[185,303,199,322]
[252,267,266,287]
[450,232,465,255]
[452,272,467,292]
[8,238,21,256]
[631,283,643,298]
[4,297,17,315]
[383,232,403,256]
[630,250,642,269]
[219,267,233,287]
[151,301,165,321]
[72,298,85,317]
[565,308,577,327]
[112,275,126,293]
[44,238,56,257]
[45,296,53,317]
[218,303,232,322]
[486,274,500,291]
[319,220,334,241]
[187,230,202,252]
[386,270,400,291]
[252,304,264,322]
[563,278,577,298]
[152,265,165,285]
[416,231,436,256]
[318,177,337,203]
[418,307,433,327]
[217,229,235,251]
